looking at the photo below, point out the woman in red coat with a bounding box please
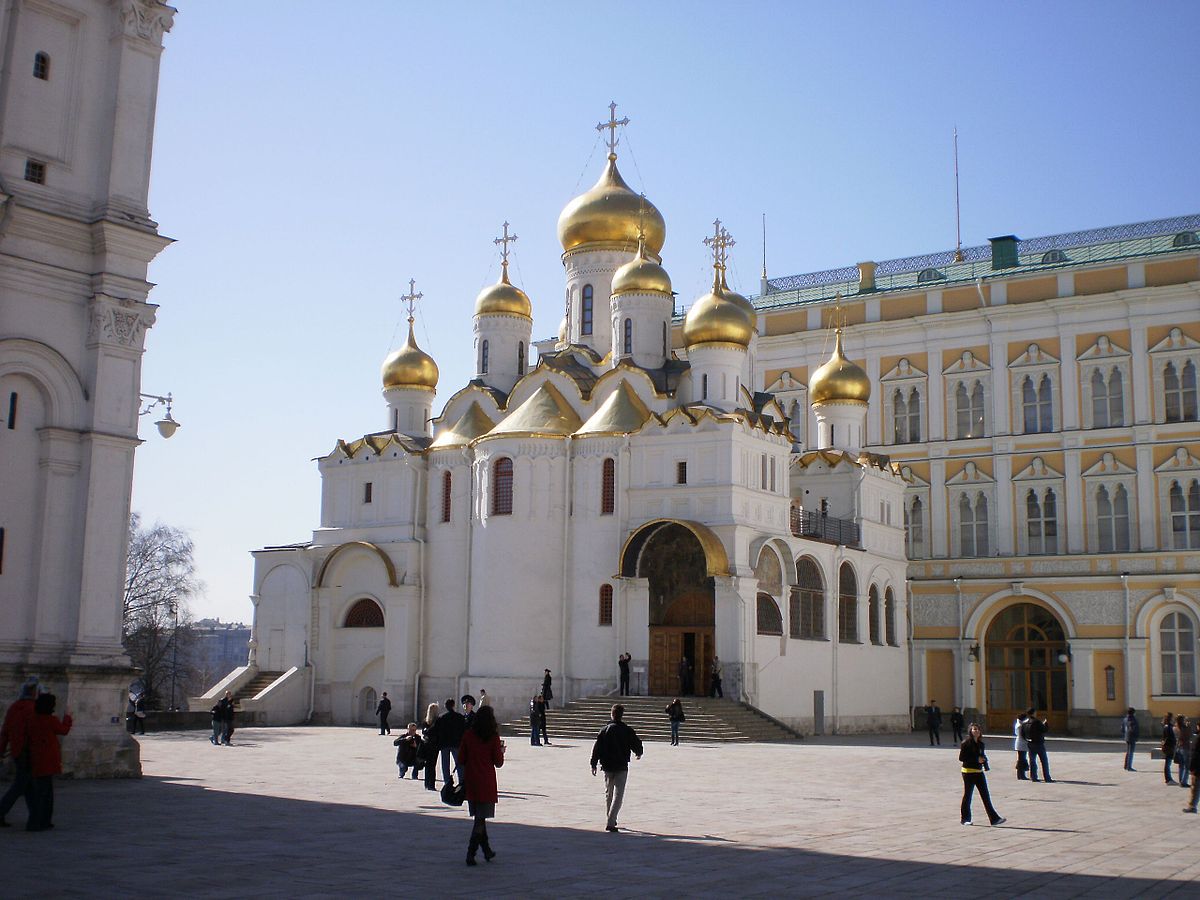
[25,692,71,832]
[457,704,504,865]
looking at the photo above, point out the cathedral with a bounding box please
[223,109,911,734]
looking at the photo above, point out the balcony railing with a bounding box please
[790,507,860,547]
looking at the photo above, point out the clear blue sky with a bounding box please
[134,1,1200,625]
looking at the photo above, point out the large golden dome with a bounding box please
[719,270,755,317]
[809,329,870,404]
[557,155,666,254]
[611,235,672,296]
[474,265,532,319]
[382,320,439,391]
[682,270,755,348]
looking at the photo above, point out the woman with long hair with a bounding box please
[458,704,505,865]
[422,702,440,791]
[959,722,1005,827]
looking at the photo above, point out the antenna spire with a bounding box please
[953,127,964,263]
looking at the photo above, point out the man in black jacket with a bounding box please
[590,704,644,832]
[376,692,392,735]
[434,698,466,785]
[1024,709,1053,782]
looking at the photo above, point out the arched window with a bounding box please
[517,341,525,375]
[1096,484,1130,552]
[1170,479,1200,549]
[1161,612,1197,695]
[441,470,452,523]
[959,493,989,557]
[600,457,616,515]
[480,339,490,375]
[1022,374,1054,433]
[893,388,920,443]
[1026,488,1058,555]
[701,373,708,400]
[1091,367,1124,428]
[905,497,925,558]
[344,598,384,628]
[884,587,897,646]
[756,593,783,635]
[33,52,49,80]
[623,318,633,355]
[581,285,594,335]
[662,321,668,359]
[598,584,614,626]
[868,585,881,645]
[1165,360,1199,423]
[955,381,985,438]
[838,562,858,643]
[790,557,824,639]
[491,457,513,516]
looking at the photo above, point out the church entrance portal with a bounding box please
[984,603,1069,733]
[635,523,716,696]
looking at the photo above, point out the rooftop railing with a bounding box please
[790,506,860,547]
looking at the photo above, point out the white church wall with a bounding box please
[254,558,310,672]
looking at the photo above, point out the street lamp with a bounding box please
[139,392,181,438]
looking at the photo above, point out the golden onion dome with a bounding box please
[557,155,666,254]
[474,264,532,319]
[611,235,672,296]
[809,329,870,404]
[719,269,755,318]
[382,320,439,391]
[682,269,756,348]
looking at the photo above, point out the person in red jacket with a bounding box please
[457,704,505,866]
[0,677,39,827]
[24,692,71,832]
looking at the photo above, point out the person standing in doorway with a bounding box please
[618,653,631,696]
[458,705,504,865]
[925,700,943,746]
[0,677,39,828]
[1014,710,1030,780]
[710,657,723,698]
[541,669,554,708]
[1121,708,1139,772]
[376,692,392,735]
[1025,709,1052,782]
[959,722,1005,826]
[950,707,964,745]
[1162,713,1177,784]
[666,698,685,746]
[590,704,643,833]
[436,698,467,785]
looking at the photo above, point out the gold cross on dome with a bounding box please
[596,101,629,158]
[703,218,735,268]
[493,221,519,270]
[400,278,423,322]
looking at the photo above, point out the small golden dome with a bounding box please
[474,265,532,319]
[382,320,439,391]
[682,270,755,348]
[611,235,672,296]
[557,155,666,254]
[809,329,870,404]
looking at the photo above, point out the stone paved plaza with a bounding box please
[3,726,1199,898]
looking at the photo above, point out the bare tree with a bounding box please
[123,513,202,710]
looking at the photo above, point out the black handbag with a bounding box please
[440,780,466,807]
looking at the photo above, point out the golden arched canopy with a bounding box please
[619,519,730,578]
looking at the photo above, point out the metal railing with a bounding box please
[790,507,860,547]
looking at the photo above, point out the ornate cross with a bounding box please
[596,101,629,157]
[400,278,423,322]
[703,218,735,268]
[493,221,519,270]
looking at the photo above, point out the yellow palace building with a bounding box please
[749,215,1200,734]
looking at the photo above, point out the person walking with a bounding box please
[710,657,723,698]
[1162,713,1177,784]
[458,705,505,866]
[959,722,1005,826]
[1175,715,1192,788]
[950,707,964,745]
[1025,709,1053,782]
[435,698,467,785]
[376,692,392,735]
[1013,710,1030,780]
[666,698,685,746]
[541,669,554,708]
[1121,708,1139,772]
[0,677,39,828]
[925,700,943,746]
[618,653,631,697]
[24,692,72,832]
[394,723,421,779]
[590,704,644,833]
[421,702,440,791]
[132,693,147,735]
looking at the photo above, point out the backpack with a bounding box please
[1020,719,1034,743]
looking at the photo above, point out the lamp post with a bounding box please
[139,391,181,438]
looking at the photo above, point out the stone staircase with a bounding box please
[500,695,803,743]
[231,670,285,704]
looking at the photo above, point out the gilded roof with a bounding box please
[429,401,496,449]
[381,321,439,390]
[474,266,532,319]
[611,236,672,296]
[483,381,583,440]
[331,431,429,459]
[576,380,653,436]
[557,155,666,255]
[809,329,871,404]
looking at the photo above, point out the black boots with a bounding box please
[466,836,479,866]
[481,837,496,862]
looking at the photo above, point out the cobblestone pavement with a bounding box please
[2,727,1197,898]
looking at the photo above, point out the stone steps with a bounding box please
[232,671,285,704]
[500,695,803,743]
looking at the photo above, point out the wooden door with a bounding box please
[649,629,683,695]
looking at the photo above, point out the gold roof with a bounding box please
[809,329,870,404]
[557,155,666,255]
[382,320,439,390]
[719,269,755,317]
[576,380,652,436]
[682,268,755,348]
[618,518,730,578]
[429,401,496,449]
[474,264,532,319]
[483,381,582,439]
[611,235,672,296]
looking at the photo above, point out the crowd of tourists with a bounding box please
[0,677,72,831]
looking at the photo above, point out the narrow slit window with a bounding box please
[363,482,373,504]
[33,52,50,80]
[599,584,613,626]
[676,461,687,485]
[441,470,452,523]
[581,285,594,335]
[7,392,16,429]
[600,458,615,515]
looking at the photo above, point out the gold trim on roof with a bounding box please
[430,401,496,449]
[576,380,652,436]
[482,381,583,440]
[618,518,730,578]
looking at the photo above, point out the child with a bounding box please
[25,692,71,832]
